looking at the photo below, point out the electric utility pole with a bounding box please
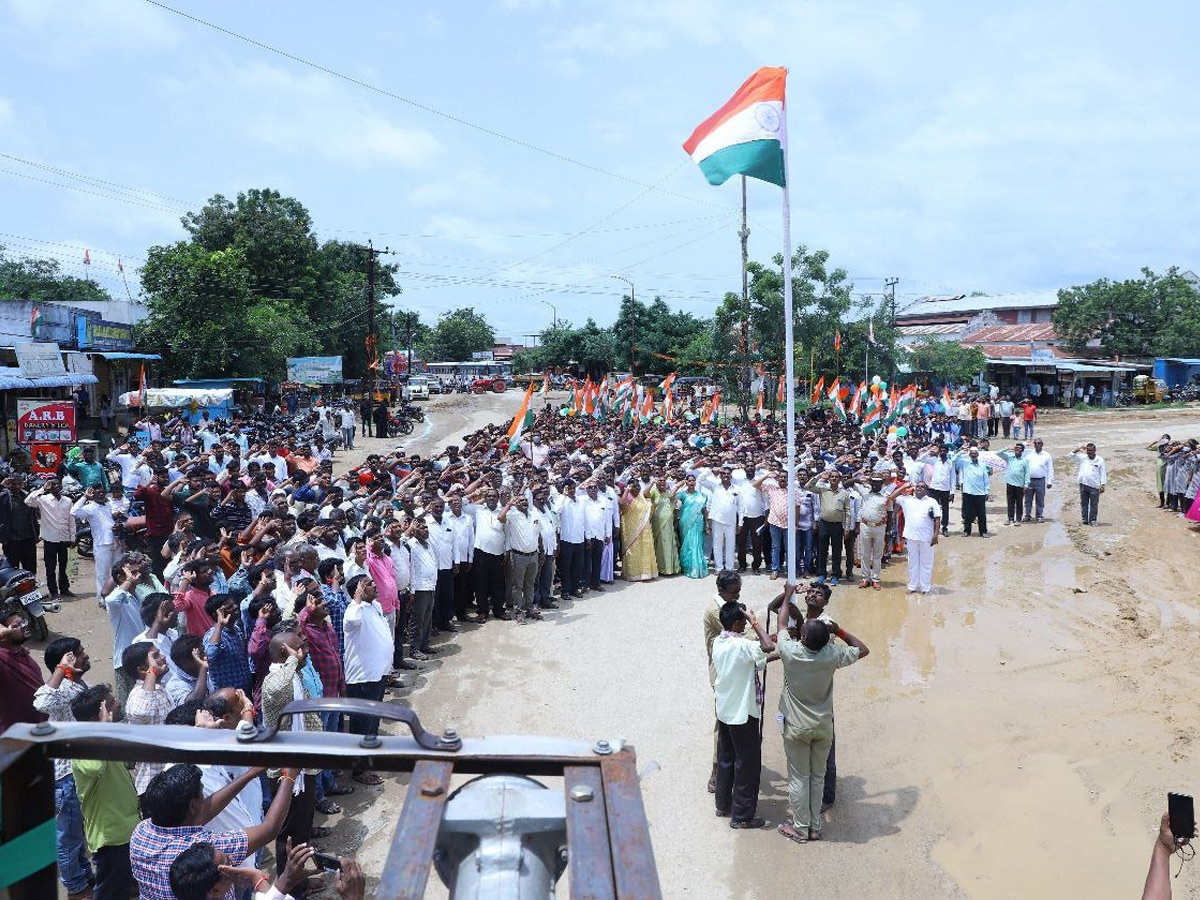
[885,276,899,382]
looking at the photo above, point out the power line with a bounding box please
[142,0,732,211]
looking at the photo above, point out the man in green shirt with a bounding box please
[70,684,140,900]
[997,443,1032,526]
[65,445,108,490]
[773,584,869,844]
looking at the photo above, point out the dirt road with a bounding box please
[35,396,1200,898]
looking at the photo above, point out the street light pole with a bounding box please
[609,275,635,375]
[539,300,557,330]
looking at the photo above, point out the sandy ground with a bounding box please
[39,394,1200,899]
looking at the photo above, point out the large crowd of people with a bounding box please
[0,381,1173,895]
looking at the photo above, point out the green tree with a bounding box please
[1054,267,1200,358]
[137,189,401,379]
[0,247,115,305]
[420,307,495,361]
[905,340,987,385]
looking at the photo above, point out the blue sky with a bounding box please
[2,0,1198,340]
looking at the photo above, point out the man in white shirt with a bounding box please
[1023,438,1055,523]
[532,489,559,611]
[343,574,393,740]
[732,465,767,574]
[71,484,119,600]
[424,498,458,633]
[582,484,612,591]
[890,481,941,594]
[446,493,476,622]
[918,445,958,536]
[107,442,153,491]
[705,468,740,573]
[500,495,543,621]
[25,478,77,598]
[250,443,289,483]
[470,489,508,620]
[1072,442,1107,526]
[406,521,439,657]
[338,405,356,451]
[553,480,587,598]
[711,600,774,829]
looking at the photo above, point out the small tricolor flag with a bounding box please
[834,331,842,352]
[138,364,148,408]
[507,383,536,451]
[30,305,43,336]
[83,249,91,266]
[777,374,785,405]
[849,382,866,416]
[756,392,764,417]
[682,67,787,188]
[810,376,825,405]
[117,258,124,274]
[868,318,876,345]
[941,386,953,413]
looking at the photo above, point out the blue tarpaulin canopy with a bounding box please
[91,352,162,361]
[0,368,99,391]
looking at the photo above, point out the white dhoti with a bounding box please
[711,522,737,573]
[906,538,934,592]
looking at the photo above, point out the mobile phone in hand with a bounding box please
[312,851,342,871]
[1169,792,1195,841]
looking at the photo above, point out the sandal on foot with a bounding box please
[777,823,809,844]
[311,825,333,839]
[715,808,730,818]
[315,799,341,815]
[325,783,354,797]
[353,771,383,786]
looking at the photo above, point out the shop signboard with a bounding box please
[16,399,76,444]
[286,356,343,383]
[14,342,67,377]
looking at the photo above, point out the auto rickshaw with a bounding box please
[1133,374,1165,404]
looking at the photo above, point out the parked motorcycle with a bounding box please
[0,559,50,642]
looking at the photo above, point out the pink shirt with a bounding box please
[366,549,399,615]
[173,587,215,637]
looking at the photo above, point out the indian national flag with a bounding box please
[861,400,883,434]
[756,392,764,416]
[507,383,536,451]
[138,364,148,408]
[540,373,549,398]
[941,386,953,413]
[777,374,785,405]
[30,305,43,336]
[810,376,825,405]
[827,378,847,421]
[849,382,866,416]
[683,67,787,188]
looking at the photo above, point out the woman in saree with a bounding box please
[649,475,681,576]
[618,480,659,582]
[675,473,709,579]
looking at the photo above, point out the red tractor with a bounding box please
[470,377,507,394]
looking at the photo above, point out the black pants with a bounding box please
[824,731,837,806]
[816,520,844,579]
[93,843,132,900]
[715,719,761,823]
[361,416,372,436]
[737,516,765,571]
[988,416,1000,437]
[843,528,858,577]
[1005,484,1024,521]
[453,565,474,620]
[43,540,69,595]
[3,537,36,573]
[962,493,988,534]
[1080,485,1101,524]
[472,550,506,616]
[274,773,317,897]
[559,541,585,596]
[586,538,605,588]
[433,568,454,629]
[346,680,386,736]
[147,533,170,580]
[927,488,951,532]
[393,593,411,666]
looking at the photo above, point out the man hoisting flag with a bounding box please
[683,65,798,583]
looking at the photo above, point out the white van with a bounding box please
[408,376,430,400]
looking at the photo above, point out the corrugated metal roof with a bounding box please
[975,344,1073,360]
[0,368,99,390]
[898,290,1059,319]
[1160,358,1200,365]
[898,323,964,336]
[963,323,1058,343]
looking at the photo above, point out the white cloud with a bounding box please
[3,0,179,61]
[163,62,443,170]
[0,96,12,125]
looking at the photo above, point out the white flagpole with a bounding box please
[782,161,796,585]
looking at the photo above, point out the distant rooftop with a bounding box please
[962,323,1059,343]
[898,290,1060,319]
